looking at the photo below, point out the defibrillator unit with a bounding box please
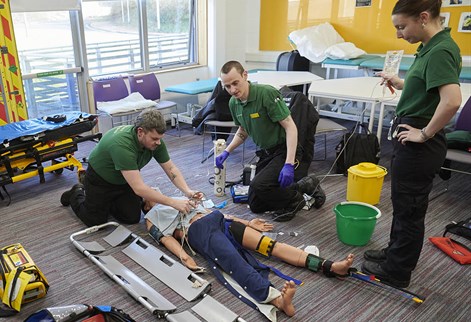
[0,243,49,312]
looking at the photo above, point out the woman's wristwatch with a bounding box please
[420,127,434,141]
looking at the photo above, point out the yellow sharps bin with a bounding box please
[347,162,387,205]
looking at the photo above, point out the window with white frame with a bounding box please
[11,0,205,117]
[146,0,196,68]
[13,10,80,118]
[82,0,141,76]
[82,0,198,76]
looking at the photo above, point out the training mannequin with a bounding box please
[143,199,354,317]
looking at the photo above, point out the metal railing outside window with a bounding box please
[18,32,190,118]
[22,68,82,119]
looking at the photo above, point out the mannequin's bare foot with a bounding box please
[272,280,296,317]
[331,254,354,276]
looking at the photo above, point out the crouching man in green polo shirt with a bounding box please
[216,61,325,222]
[60,108,202,227]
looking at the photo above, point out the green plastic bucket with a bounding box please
[334,201,381,246]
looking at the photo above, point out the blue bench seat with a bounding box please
[460,66,471,81]
[322,54,380,67]
[359,56,415,72]
[165,78,219,95]
[321,54,380,79]
[164,70,273,95]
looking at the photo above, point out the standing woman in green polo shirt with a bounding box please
[362,0,462,288]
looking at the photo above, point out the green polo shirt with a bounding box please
[229,83,290,149]
[88,125,170,185]
[396,28,461,119]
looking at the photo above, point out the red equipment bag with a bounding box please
[429,236,471,265]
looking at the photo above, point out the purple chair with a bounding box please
[128,73,177,121]
[445,97,471,171]
[455,96,471,132]
[92,77,142,129]
[439,96,471,188]
[93,77,128,104]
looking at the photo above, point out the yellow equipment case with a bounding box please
[0,243,49,313]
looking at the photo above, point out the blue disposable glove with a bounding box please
[215,150,230,169]
[278,163,295,188]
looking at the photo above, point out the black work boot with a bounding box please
[295,174,320,195]
[272,194,306,222]
[361,261,410,288]
[60,183,85,207]
[312,185,326,209]
[295,175,326,209]
[364,248,387,263]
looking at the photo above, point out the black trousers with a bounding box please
[381,117,446,280]
[248,145,309,213]
[70,166,142,227]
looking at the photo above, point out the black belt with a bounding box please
[256,143,285,157]
[393,116,430,128]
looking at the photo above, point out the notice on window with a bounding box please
[356,0,372,7]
